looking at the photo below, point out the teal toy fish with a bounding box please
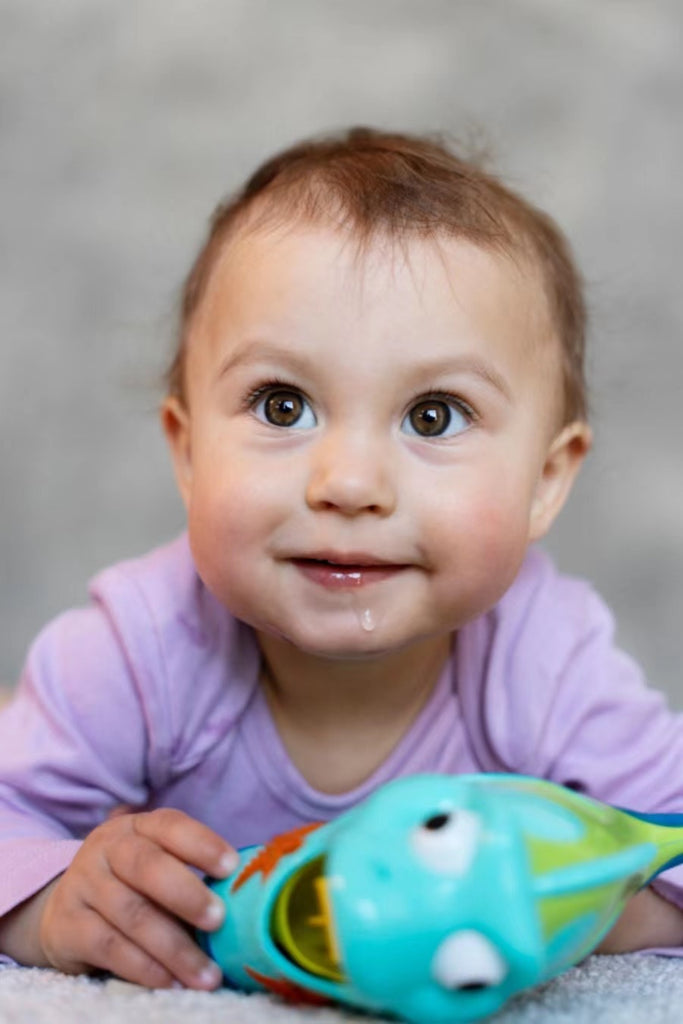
[198,773,683,1022]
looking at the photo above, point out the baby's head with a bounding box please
[161,128,592,656]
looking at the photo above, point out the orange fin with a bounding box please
[232,822,322,892]
[244,965,331,1006]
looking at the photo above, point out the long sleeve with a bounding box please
[0,604,149,918]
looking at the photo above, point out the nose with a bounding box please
[305,429,396,517]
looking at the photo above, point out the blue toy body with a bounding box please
[199,773,683,1022]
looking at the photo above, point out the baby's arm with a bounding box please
[0,601,240,987]
[0,808,237,989]
[597,888,683,954]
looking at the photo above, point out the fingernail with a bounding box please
[201,897,225,929]
[198,963,222,988]
[217,850,239,875]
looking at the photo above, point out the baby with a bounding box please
[1,127,683,991]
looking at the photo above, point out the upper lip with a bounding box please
[292,551,405,567]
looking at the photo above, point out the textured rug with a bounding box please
[0,956,682,1024]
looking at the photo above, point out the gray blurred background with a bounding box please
[1,0,682,702]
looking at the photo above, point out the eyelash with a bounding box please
[242,377,305,411]
[408,386,477,424]
[242,378,477,425]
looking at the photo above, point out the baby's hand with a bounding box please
[39,809,237,989]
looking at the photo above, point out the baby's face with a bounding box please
[163,220,588,658]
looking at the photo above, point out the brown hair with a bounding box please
[167,127,587,423]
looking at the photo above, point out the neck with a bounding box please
[256,631,452,732]
[256,631,453,793]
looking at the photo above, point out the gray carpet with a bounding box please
[0,956,680,1024]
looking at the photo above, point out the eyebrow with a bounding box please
[216,340,312,381]
[216,339,512,400]
[408,354,512,401]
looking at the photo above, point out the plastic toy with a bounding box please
[197,773,683,1022]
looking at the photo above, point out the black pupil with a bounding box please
[410,400,450,436]
[423,812,451,830]
[265,391,303,426]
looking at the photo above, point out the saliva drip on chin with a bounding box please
[346,590,384,633]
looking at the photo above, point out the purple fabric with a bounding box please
[2,533,683,950]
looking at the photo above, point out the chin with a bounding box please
[268,622,400,660]
[297,636,391,661]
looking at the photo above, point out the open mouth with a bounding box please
[271,856,345,983]
[292,558,406,588]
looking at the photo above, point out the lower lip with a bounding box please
[292,560,406,589]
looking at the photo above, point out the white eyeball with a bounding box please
[432,930,507,990]
[410,808,480,875]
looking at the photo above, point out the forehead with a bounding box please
[194,217,553,351]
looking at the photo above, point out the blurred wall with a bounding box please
[1,0,682,701]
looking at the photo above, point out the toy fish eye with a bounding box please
[422,812,453,831]
[411,807,481,876]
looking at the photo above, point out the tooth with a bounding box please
[431,931,507,991]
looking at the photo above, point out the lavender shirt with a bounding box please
[2,534,683,935]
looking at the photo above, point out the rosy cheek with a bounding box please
[474,500,530,574]
[433,488,530,590]
[473,500,520,543]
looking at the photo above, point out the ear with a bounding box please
[161,395,193,509]
[529,421,592,542]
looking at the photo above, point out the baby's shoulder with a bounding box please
[466,547,617,720]
[90,534,254,680]
[86,534,260,774]
[459,548,623,774]
[88,533,197,620]
[88,533,238,651]
[496,546,614,652]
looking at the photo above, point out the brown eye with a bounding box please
[403,396,471,439]
[409,400,451,436]
[250,383,317,430]
[264,390,304,426]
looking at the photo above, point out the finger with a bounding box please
[45,905,175,990]
[91,877,222,990]
[128,809,238,877]
[106,835,226,931]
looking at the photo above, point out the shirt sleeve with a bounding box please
[0,604,149,919]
